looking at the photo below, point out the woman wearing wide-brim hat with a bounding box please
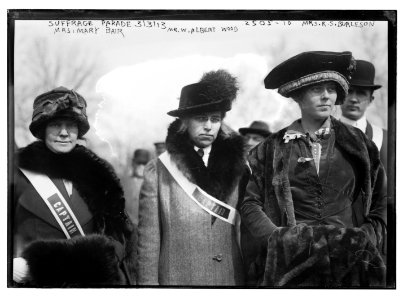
[12,87,136,286]
[239,51,387,287]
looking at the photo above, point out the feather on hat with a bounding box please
[167,69,239,117]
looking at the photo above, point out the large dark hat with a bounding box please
[29,86,90,139]
[264,51,356,105]
[167,69,239,117]
[239,120,271,137]
[349,60,382,90]
[133,149,151,164]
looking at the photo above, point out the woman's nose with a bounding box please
[322,89,330,98]
[204,120,212,130]
[59,126,69,136]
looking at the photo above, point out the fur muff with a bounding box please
[165,119,246,202]
[261,224,386,287]
[22,234,122,287]
[15,141,137,285]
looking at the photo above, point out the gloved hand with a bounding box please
[13,257,30,283]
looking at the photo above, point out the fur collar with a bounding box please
[165,119,246,201]
[16,141,130,234]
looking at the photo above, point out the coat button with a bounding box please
[213,254,223,262]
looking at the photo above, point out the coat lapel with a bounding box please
[331,117,379,214]
[69,186,93,226]
[271,135,296,226]
[18,171,64,231]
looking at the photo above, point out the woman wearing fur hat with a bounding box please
[137,70,246,286]
[240,51,387,287]
[12,87,136,286]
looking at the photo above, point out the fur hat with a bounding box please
[264,51,356,105]
[167,69,239,117]
[29,87,90,139]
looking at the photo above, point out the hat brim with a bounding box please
[29,110,90,139]
[167,100,231,117]
[239,128,271,137]
[350,83,382,90]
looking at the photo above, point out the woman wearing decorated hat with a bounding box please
[239,51,387,287]
[12,87,136,286]
[137,70,247,286]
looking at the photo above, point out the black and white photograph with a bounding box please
[5,7,397,293]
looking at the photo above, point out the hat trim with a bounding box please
[278,71,349,97]
[167,99,231,117]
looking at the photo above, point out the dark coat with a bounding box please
[240,116,387,286]
[13,141,137,287]
[137,120,246,286]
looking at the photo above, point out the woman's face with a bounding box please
[296,82,337,121]
[45,118,79,154]
[184,111,222,148]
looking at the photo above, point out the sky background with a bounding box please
[13,17,389,174]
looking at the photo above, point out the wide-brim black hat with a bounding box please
[167,70,238,117]
[29,86,90,139]
[264,51,356,105]
[239,120,271,137]
[349,60,382,90]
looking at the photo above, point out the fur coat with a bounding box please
[13,141,136,287]
[137,120,247,286]
[240,116,387,286]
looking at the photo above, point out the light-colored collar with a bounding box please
[283,118,331,143]
[194,145,212,167]
[340,115,367,133]
[194,145,212,155]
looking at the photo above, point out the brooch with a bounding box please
[283,130,304,143]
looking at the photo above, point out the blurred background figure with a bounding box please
[340,60,387,170]
[153,142,166,156]
[131,149,151,178]
[239,121,271,152]
[124,149,151,224]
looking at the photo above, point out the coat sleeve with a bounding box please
[137,160,161,285]
[239,142,278,246]
[360,162,387,254]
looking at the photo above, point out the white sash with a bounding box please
[159,152,240,226]
[371,124,383,151]
[19,168,85,239]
